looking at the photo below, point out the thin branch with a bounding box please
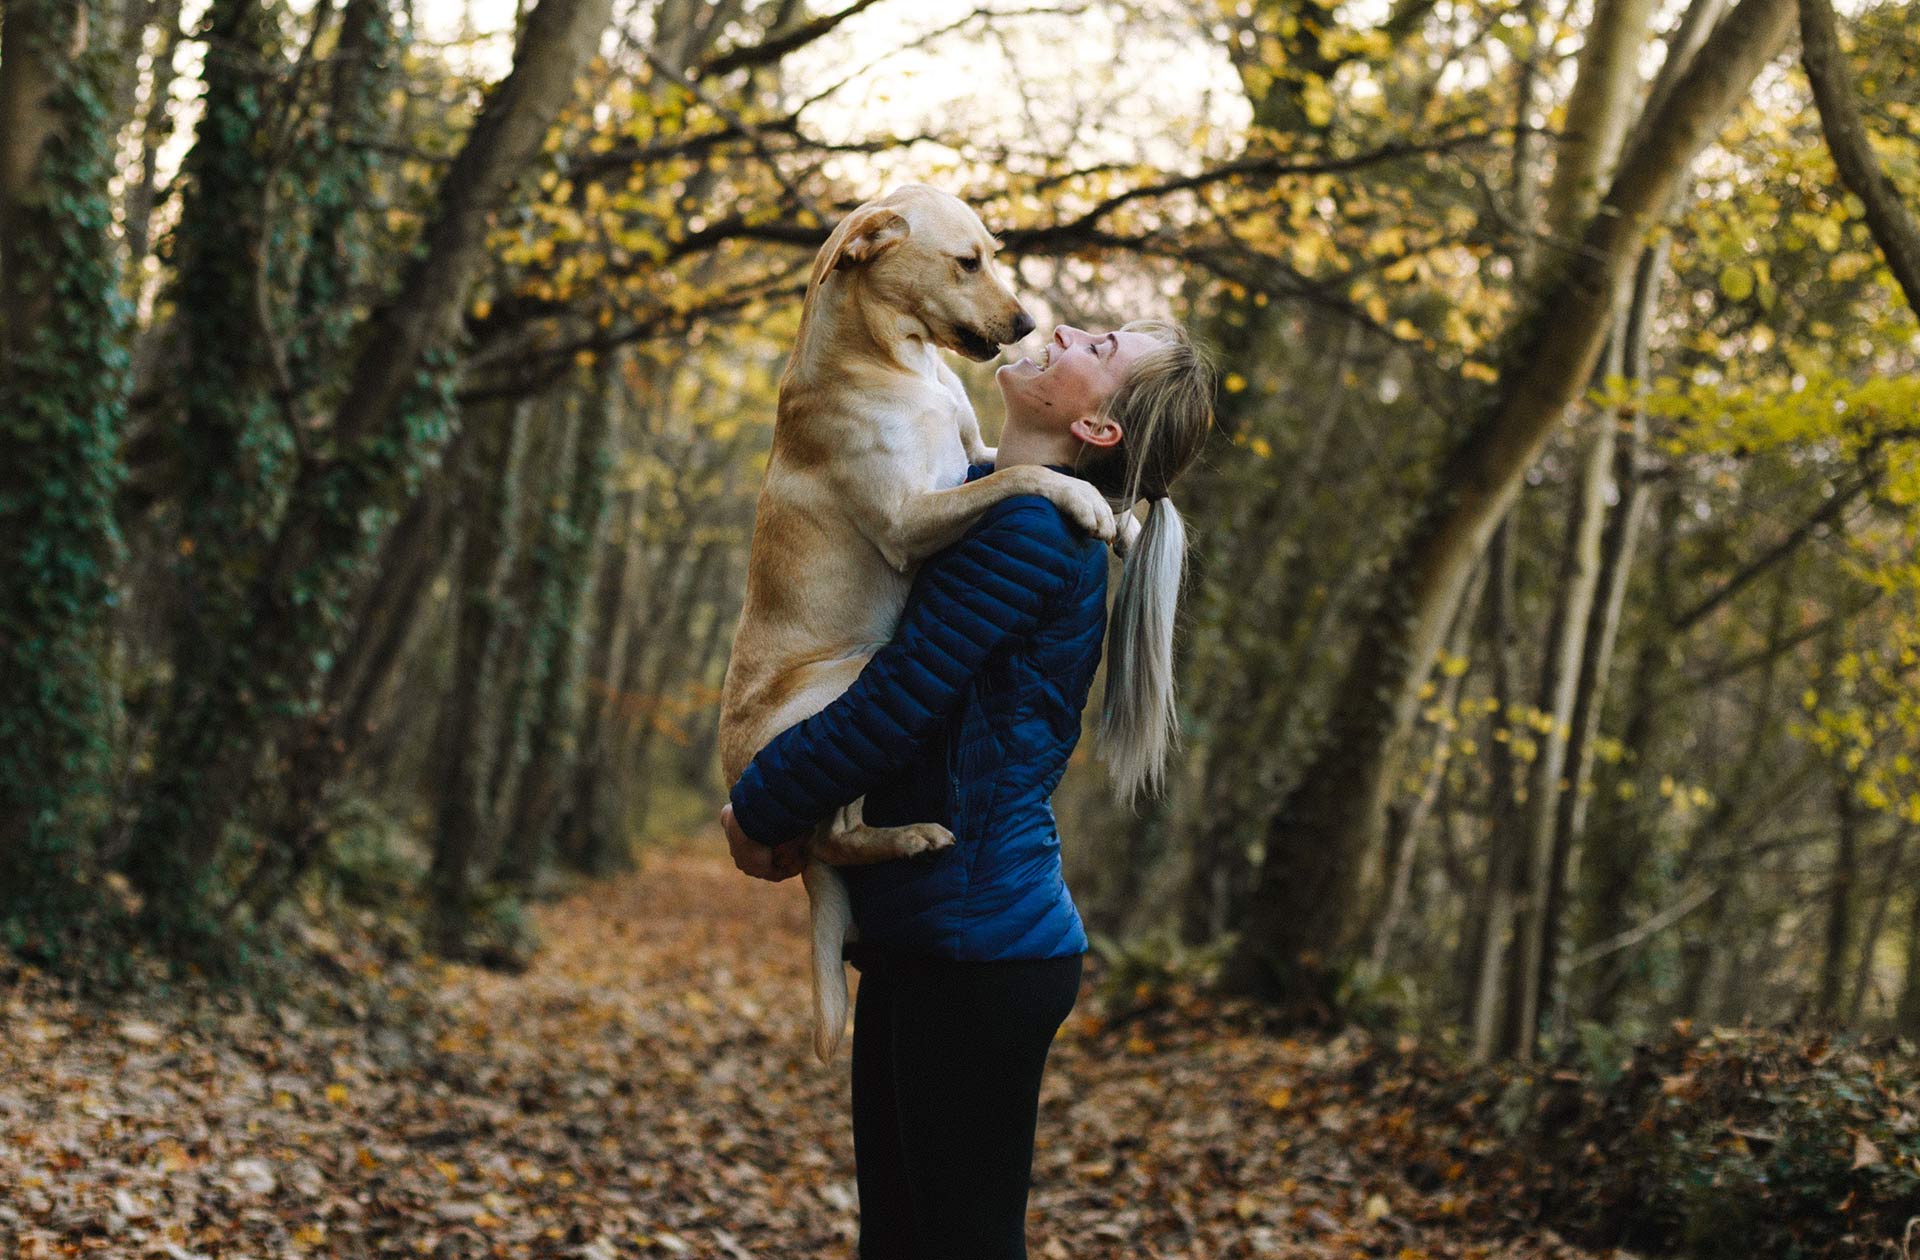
[1669,470,1877,634]
[1666,589,1884,700]
[1005,128,1525,247]
[783,3,1089,116]
[690,0,886,79]
[1568,882,1719,969]
[459,269,811,401]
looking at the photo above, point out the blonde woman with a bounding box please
[721,320,1215,1260]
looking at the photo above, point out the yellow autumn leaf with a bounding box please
[1301,74,1335,127]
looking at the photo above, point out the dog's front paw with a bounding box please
[898,823,956,857]
[1041,474,1116,542]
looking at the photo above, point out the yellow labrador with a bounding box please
[719,185,1116,1061]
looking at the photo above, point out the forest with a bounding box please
[2,0,1919,1254]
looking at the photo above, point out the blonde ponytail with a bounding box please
[1072,319,1216,804]
[1100,495,1188,802]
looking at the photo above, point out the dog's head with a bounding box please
[819,185,1034,361]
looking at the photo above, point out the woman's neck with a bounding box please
[993,411,1081,471]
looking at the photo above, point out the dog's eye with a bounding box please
[956,255,981,273]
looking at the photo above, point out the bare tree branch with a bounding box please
[690,0,886,80]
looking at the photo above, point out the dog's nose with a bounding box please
[1010,310,1036,342]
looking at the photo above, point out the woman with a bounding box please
[720,319,1215,1260]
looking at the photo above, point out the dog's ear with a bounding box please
[831,207,909,271]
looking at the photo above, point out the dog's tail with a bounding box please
[802,859,854,1062]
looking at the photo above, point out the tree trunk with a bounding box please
[328,454,466,741]
[1896,876,1920,1038]
[497,367,618,888]
[677,552,740,785]
[624,540,726,837]
[1816,618,1860,1025]
[287,0,392,398]
[1466,519,1526,1059]
[1501,314,1626,1063]
[485,393,582,846]
[1818,767,1860,1025]
[163,0,286,640]
[556,492,639,874]
[429,399,528,950]
[1222,0,1799,1008]
[1847,828,1909,1025]
[1369,560,1487,972]
[0,0,128,944]
[1540,237,1662,1043]
[1798,0,1920,313]
[1540,0,1660,242]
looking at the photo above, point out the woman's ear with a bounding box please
[1069,414,1123,449]
[831,207,909,271]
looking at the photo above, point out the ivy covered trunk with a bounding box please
[497,370,617,889]
[123,0,617,957]
[429,399,528,951]
[0,0,130,951]
[117,0,293,943]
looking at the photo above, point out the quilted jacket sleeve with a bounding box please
[728,499,1081,847]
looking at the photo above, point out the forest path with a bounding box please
[1,847,1606,1259]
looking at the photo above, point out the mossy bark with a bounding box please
[0,0,131,952]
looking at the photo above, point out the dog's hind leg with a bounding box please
[802,802,950,1061]
[810,795,954,866]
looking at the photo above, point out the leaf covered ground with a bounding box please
[4,847,1630,1259]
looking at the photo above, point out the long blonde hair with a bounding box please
[1072,319,1216,804]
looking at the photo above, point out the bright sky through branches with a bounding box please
[415,0,1252,190]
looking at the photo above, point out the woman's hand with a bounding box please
[721,803,807,882]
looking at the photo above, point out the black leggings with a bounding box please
[848,946,1084,1260]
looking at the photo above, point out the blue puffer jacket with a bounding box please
[728,462,1107,961]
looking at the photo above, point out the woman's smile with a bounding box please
[1007,327,1079,373]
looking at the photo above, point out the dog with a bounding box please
[719,185,1118,1061]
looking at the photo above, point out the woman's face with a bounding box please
[996,325,1160,445]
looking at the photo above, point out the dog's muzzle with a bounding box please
[951,325,1002,360]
